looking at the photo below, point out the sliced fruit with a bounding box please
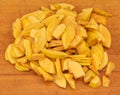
[84,70,95,83]
[77,8,93,25]
[16,56,27,64]
[57,9,77,17]
[62,25,76,49]
[76,25,88,38]
[33,27,47,53]
[85,18,98,29]
[93,8,112,17]
[91,13,106,25]
[50,3,75,10]
[70,34,83,48]
[39,58,55,74]
[5,44,16,64]
[76,41,91,55]
[47,19,60,41]
[41,49,68,58]
[23,39,32,60]
[89,75,101,88]
[64,73,76,89]
[31,53,45,60]
[99,24,112,48]
[12,18,21,38]
[105,61,115,76]
[15,62,30,72]
[62,16,76,26]
[99,52,108,70]
[68,60,85,79]
[62,58,71,71]
[11,44,24,58]
[54,59,66,88]
[52,24,66,39]
[102,75,110,87]
[28,16,39,24]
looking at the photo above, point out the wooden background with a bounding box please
[0,0,120,95]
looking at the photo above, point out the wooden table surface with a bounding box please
[0,0,120,95]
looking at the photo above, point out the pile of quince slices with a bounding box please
[5,3,115,89]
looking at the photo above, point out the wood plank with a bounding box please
[0,72,120,95]
[0,0,120,95]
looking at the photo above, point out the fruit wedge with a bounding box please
[41,49,68,58]
[64,73,76,89]
[105,61,115,76]
[89,75,101,88]
[54,59,66,88]
[62,25,76,49]
[68,60,85,79]
[39,58,55,74]
[99,24,112,48]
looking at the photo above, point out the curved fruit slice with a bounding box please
[54,59,66,88]
[39,58,55,74]
[41,49,68,58]
[12,18,21,38]
[62,25,76,49]
[15,62,30,72]
[64,73,76,89]
[68,60,85,79]
[89,75,101,88]
[99,24,111,48]
[105,62,115,76]
[50,3,75,10]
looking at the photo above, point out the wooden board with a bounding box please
[0,0,120,95]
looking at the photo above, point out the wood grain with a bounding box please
[0,0,120,95]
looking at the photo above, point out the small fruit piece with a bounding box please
[105,62,115,76]
[99,24,111,48]
[15,62,30,72]
[12,18,21,38]
[41,49,68,59]
[76,41,91,55]
[62,25,76,49]
[84,70,95,83]
[47,18,61,41]
[30,61,54,81]
[102,75,110,87]
[23,39,32,60]
[57,9,77,17]
[68,60,85,79]
[91,13,106,25]
[82,66,89,73]
[64,73,76,89]
[39,58,55,74]
[70,34,83,48]
[31,53,45,60]
[85,18,98,29]
[62,58,71,71]
[37,67,54,81]
[76,25,88,38]
[99,52,108,70]
[93,8,112,17]
[11,44,24,58]
[33,27,47,53]
[50,3,75,10]
[52,24,66,39]
[88,65,99,75]
[28,16,39,24]
[62,16,76,27]
[54,59,66,88]
[89,75,101,88]
[16,56,27,64]
[77,8,93,25]
[5,44,16,64]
